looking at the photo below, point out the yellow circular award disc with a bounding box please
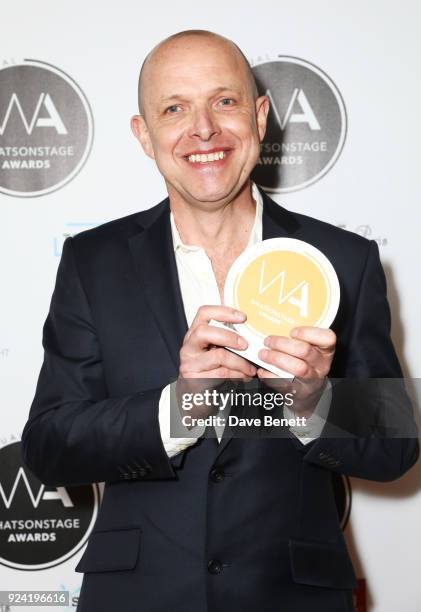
[224,238,340,342]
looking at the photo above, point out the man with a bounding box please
[22,30,418,612]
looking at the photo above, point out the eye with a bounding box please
[165,104,182,114]
[219,98,235,106]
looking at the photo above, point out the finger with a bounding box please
[258,348,312,378]
[257,367,277,379]
[256,367,281,382]
[190,305,246,329]
[256,368,295,394]
[289,326,336,351]
[263,335,319,365]
[184,347,257,377]
[182,366,255,380]
[256,367,292,385]
[185,322,249,353]
[207,347,257,377]
[215,367,256,379]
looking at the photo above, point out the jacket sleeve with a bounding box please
[21,237,177,487]
[302,240,419,481]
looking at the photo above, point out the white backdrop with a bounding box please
[1,1,420,610]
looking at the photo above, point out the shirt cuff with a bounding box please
[283,379,332,445]
[158,383,205,458]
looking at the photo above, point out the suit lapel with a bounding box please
[128,200,188,372]
[261,187,300,240]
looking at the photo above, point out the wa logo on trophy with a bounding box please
[217,238,340,377]
[0,441,99,570]
[0,60,94,197]
[252,56,347,192]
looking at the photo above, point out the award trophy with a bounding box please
[210,238,340,378]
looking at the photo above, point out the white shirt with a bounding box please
[158,183,330,457]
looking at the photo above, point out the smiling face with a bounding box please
[131,34,269,210]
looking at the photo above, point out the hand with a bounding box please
[179,305,257,380]
[177,306,257,420]
[256,326,336,415]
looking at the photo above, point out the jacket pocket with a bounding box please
[289,539,357,589]
[75,527,141,573]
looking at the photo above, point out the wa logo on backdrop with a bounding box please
[0,60,94,197]
[0,441,99,570]
[252,56,347,193]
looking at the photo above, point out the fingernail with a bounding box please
[234,310,246,320]
[264,337,271,347]
[259,349,269,360]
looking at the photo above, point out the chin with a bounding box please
[191,189,230,203]
[186,180,242,205]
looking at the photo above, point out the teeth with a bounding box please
[187,151,226,163]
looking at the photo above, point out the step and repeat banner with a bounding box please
[1,1,420,611]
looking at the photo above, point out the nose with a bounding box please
[188,106,220,141]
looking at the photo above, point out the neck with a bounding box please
[168,180,257,254]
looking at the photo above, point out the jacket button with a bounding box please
[207,559,223,574]
[210,468,225,483]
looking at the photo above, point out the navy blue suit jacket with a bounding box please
[22,188,419,612]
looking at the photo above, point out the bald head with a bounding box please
[137,30,258,116]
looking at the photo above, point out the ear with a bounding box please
[131,115,155,159]
[255,95,270,142]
